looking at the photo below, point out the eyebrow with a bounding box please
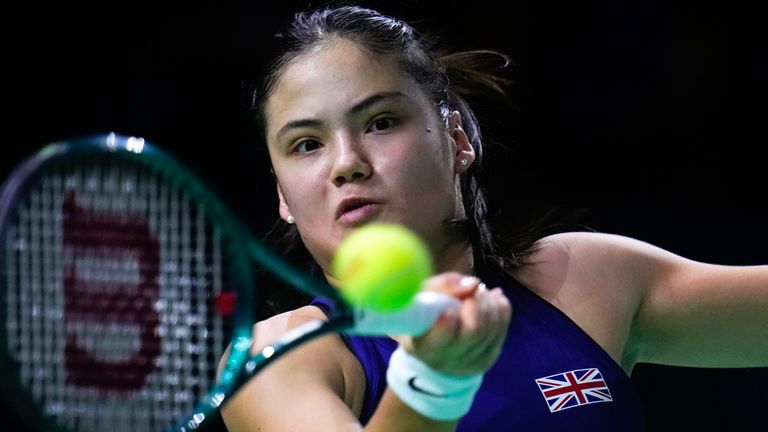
[274,91,409,141]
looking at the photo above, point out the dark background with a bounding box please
[4,0,766,430]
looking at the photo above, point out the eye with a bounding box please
[292,139,322,154]
[368,117,397,133]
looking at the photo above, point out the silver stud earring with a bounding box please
[459,159,469,166]
[286,215,295,224]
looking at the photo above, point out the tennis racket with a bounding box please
[0,133,459,432]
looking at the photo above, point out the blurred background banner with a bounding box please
[5,1,766,430]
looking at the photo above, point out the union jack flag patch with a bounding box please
[535,368,613,413]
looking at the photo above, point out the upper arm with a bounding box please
[219,307,365,432]
[519,231,768,369]
[633,251,768,368]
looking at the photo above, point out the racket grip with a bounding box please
[348,291,461,336]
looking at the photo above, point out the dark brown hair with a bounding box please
[250,4,580,316]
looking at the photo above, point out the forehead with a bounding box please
[264,38,431,139]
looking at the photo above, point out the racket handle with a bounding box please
[348,291,461,336]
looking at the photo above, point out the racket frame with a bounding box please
[0,133,327,431]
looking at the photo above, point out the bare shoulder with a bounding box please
[532,230,675,259]
[512,231,682,296]
[216,305,330,377]
[250,305,330,353]
[509,231,679,367]
[244,304,363,383]
[218,305,366,431]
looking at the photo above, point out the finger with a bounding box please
[462,283,498,335]
[410,307,460,354]
[485,288,512,352]
[474,281,488,297]
[469,291,500,343]
[421,273,480,299]
[456,276,482,299]
[492,287,512,325]
[478,285,498,328]
[462,288,509,365]
[457,293,481,337]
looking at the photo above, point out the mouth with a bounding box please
[336,197,381,223]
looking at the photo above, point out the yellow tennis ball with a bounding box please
[332,223,433,312]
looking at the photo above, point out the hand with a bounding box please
[397,272,512,376]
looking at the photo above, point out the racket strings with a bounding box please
[4,161,232,431]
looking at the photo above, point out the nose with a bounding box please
[330,133,372,186]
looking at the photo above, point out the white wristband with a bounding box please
[386,346,483,421]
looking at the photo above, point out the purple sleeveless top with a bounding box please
[311,263,645,430]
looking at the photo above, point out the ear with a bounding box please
[449,111,475,173]
[276,183,293,222]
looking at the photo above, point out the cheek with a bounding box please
[396,137,453,188]
[274,164,325,215]
[383,139,456,207]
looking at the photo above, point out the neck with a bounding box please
[433,235,475,276]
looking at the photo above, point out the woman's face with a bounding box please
[264,37,474,273]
